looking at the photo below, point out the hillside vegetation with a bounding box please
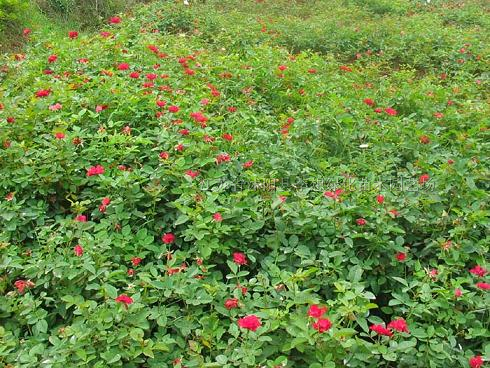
[0,0,489,367]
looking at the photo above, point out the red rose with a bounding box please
[74,244,84,257]
[419,174,430,185]
[307,305,327,318]
[469,356,484,368]
[469,265,487,277]
[476,282,490,290]
[131,257,142,266]
[233,252,247,266]
[312,318,332,333]
[109,16,121,24]
[35,89,51,98]
[185,170,199,179]
[243,160,254,169]
[387,318,409,333]
[75,215,87,222]
[117,63,129,71]
[86,165,105,176]
[363,98,375,106]
[162,233,175,244]
[222,133,233,141]
[115,294,133,307]
[370,324,393,337]
[224,298,239,310]
[454,288,462,298]
[384,107,398,116]
[237,315,261,331]
[395,252,406,262]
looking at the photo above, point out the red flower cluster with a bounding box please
[307,305,332,333]
[370,318,409,336]
[469,265,487,277]
[14,279,35,294]
[86,165,105,176]
[237,315,261,331]
[162,233,175,244]
[115,294,133,307]
[224,298,239,310]
[233,252,247,265]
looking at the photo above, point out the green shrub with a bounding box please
[0,0,28,32]
[0,1,489,367]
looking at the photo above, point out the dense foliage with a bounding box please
[0,0,489,367]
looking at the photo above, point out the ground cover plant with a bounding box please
[0,0,489,367]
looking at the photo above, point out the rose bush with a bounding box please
[0,0,489,367]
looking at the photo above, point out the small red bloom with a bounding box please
[469,265,487,277]
[216,153,231,164]
[222,133,233,141]
[115,294,133,307]
[387,318,409,333]
[74,244,83,256]
[117,62,129,70]
[324,189,343,200]
[356,218,366,226]
[131,257,142,266]
[224,298,239,310]
[339,65,352,72]
[55,132,65,140]
[109,16,121,24]
[86,165,105,176]
[308,68,317,74]
[228,106,237,112]
[49,103,62,111]
[384,107,398,116]
[476,282,490,290]
[454,288,462,298]
[233,252,247,266]
[370,324,393,337]
[95,105,108,113]
[35,89,51,98]
[75,215,87,222]
[14,280,35,294]
[168,105,180,113]
[434,112,444,119]
[237,315,261,331]
[307,305,327,318]
[278,65,287,71]
[213,212,223,222]
[48,54,58,63]
[363,98,375,106]
[312,318,332,333]
[469,356,484,368]
[7,116,15,123]
[23,28,31,37]
[376,194,385,204]
[159,151,169,160]
[419,174,430,185]
[419,135,430,144]
[162,233,175,244]
[395,252,407,262]
[68,31,78,39]
[185,170,199,179]
[243,160,254,169]
[129,72,140,79]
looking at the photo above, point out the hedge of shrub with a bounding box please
[0,0,489,367]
